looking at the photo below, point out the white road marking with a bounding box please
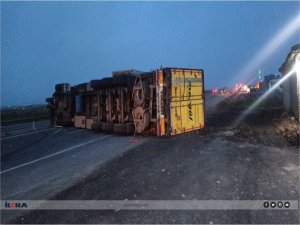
[0,135,111,174]
[47,128,63,137]
[67,129,85,135]
[0,128,57,140]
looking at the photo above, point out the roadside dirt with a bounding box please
[207,94,299,147]
[205,110,299,147]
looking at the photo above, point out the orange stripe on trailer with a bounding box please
[160,115,166,136]
[156,69,165,136]
[184,125,203,132]
[158,70,164,86]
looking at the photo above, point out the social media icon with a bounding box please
[284,202,290,208]
[270,202,276,208]
[277,202,283,208]
[263,201,269,208]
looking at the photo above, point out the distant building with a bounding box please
[279,44,300,121]
[259,74,281,91]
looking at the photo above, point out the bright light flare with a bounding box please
[231,14,300,86]
[295,57,300,74]
[233,68,297,127]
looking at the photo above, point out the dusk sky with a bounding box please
[1,1,299,106]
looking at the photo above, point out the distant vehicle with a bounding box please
[220,87,230,96]
[240,85,250,93]
[249,85,258,92]
[230,83,250,94]
[211,88,219,95]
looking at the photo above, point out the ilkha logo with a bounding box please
[5,201,28,208]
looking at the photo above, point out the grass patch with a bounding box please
[1,104,49,125]
[217,91,283,111]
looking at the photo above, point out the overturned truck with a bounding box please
[46,67,205,136]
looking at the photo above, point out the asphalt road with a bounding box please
[1,123,147,223]
[1,125,148,198]
[1,96,299,224]
[1,120,51,139]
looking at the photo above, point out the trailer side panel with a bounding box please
[170,69,204,135]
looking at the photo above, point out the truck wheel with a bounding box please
[91,78,114,89]
[72,83,87,94]
[113,75,128,86]
[102,122,114,132]
[55,84,70,94]
[126,123,135,135]
[114,123,127,135]
[90,80,102,90]
[113,75,135,87]
[133,80,149,106]
[133,89,145,106]
[100,78,114,87]
[91,122,102,132]
[132,107,150,134]
[46,97,53,103]
[127,76,136,87]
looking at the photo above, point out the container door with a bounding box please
[170,69,204,135]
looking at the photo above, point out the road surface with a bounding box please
[1,95,299,224]
[1,123,147,223]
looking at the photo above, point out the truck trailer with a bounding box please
[46,67,205,136]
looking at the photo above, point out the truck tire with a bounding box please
[126,123,135,135]
[100,78,114,87]
[91,122,102,132]
[113,75,127,86]
[72,83,87,94]
[133,80,149,106]
[132,108,150,134]
[133,89,144,106]
[90,80,102,90]
[102,122,114,132]
[113,75,135,87]
[46,97,53,103]
[55,84,62,93]
[114,123,127,135]
[71,86,77,95]
[55,83,70,94]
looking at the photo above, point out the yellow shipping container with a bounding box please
[155,68,205,136]
[170,69,205,135]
